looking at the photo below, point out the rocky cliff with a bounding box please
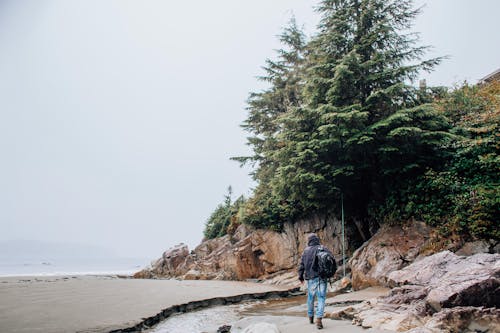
[134,214,375,283]
[135,217,499,331]
[135,216,497,289]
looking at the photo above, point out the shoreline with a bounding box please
[0,272,135,279]
[0,275,289,333]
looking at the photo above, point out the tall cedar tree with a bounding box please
[239,0,451,229]
[233,19,308,228]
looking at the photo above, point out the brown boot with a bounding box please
[309,316,314,324]
[316,318,323,329]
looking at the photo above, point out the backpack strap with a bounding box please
[312,245,322,268]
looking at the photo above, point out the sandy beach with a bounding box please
[0,274,393,333]
[0,275,287,333]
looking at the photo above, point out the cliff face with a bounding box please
[134,214,374,283]
[135,215,497,290]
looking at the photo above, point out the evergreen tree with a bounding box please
[205,0,496,242]
[203,186,246,239]
[232,0,453,231]
[233,18,307,183]
[232,18,308,228]
[270,0,448,220]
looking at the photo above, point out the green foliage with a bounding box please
[374,82,500,240]
[203,0,498,242]
[203,186,246,239]
[235,0,448,228]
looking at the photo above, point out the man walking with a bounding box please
[298,233,332,329]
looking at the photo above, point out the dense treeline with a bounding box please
[204,0,499,241]
[381,81,499,240]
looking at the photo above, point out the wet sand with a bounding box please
[229,287,392,333]
[148,287,392,333]
[0,275,288,333]
[230,315,393,333]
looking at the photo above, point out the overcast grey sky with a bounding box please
[1,0,498,259]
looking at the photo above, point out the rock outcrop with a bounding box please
[349,221,432,290]
[331,251,500,332]
[134,214,371,283]
[134,218,440,285]
[388,251,500,311]
[455,239,499,256]
[409,307,500,333]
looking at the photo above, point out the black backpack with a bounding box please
[315,245,337,279]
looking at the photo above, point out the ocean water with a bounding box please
[0,257,149,277]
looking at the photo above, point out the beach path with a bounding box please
[0,275,288,333]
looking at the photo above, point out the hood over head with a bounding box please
[307,233,320,246]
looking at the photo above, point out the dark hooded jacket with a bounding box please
[298,234,321,281]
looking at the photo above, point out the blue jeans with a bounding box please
[307,277,327,318]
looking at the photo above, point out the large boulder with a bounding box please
[419,307,500,333]
[331,251,500,332]
[332,295,500,333]
[337,286,433,331]
[349,221,432,290]
[387,251,458,287]
[388,251,500,311]
[159,243,190,274]
[133,243,189,278]
[455,240,498,256]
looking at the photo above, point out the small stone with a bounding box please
[217,324,231,333]
[455,240,491,256]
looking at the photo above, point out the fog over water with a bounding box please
[0,0,499,261]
